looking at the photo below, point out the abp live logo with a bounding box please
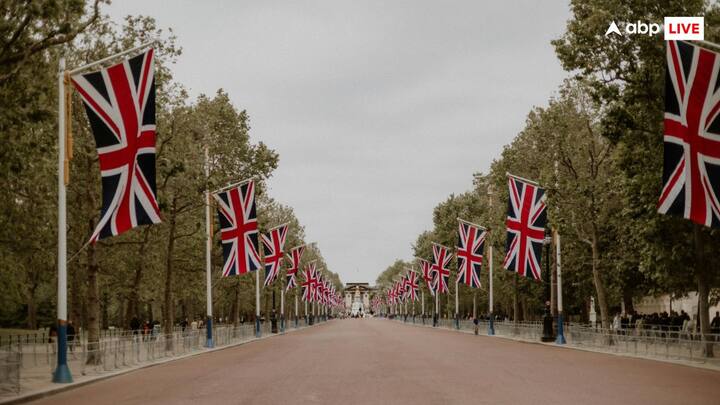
[605,17,704,40]
[664,17,704,40]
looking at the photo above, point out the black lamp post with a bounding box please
[271,288,278,333]
[541,230,555,342]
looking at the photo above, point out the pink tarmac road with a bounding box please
[29,319,720,405]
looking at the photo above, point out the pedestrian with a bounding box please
[67,321,76,352]
[711,311,720,335]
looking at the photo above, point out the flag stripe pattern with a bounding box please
[213,181,261,277]
[659,40,720,227]
[262,224,289,286]
[285,245,305,291]
[431,243,452,294]
[71,48,161,242]
[420,259,436,296]
[503,175,547,280]
[456,220,486,288]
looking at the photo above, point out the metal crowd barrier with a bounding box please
[0,318,321,397]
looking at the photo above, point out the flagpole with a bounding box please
[67,40,157,75]
[53,57,72,384]
[255,270,261,337]
[280,280,285,333]
[555,230,566,344]
[304,300,308,325]
[294,291,299,328]
[455,279,460,329]
[473,290,478,335]
[434,292,439,327]
[488,245,495,335]
[421,289,425,324]
[204,146,214,348]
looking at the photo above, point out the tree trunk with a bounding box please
[126,228,151,328]
[694,224,714,358]
[86,232,101,365]
[101,290,109,330]
[163,198,178,349]
[622,289,635,315]
[590,228,610,330]
[26,287,37,330]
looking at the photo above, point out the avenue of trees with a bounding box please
[376,0,720,349]
[0,0,343,344]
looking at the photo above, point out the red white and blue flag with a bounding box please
[659,40,720,227]
[457,219,486,288]
[419,259,436,296]
[405,271,419,301]
[301,262,317,302]
[71,48,161,242]
[262,224,289,286]
[431,243,452,294]
[285,245,305,291]
[503,175,547,280]
[213,180,261,277]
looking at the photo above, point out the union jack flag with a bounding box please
[314,273,325,303]
[419,259,436,296]
[431,243,452,294]
[262,224,289,286]
[503,175,547,280]
[71,48,161,242]
[213,180,261,277]
[457,219,487,288]
[405,271,419,301]
[301,262,317,302]
[285,245,305,291]
[659,40,720,227]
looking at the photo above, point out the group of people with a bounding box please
[611,310,720,337]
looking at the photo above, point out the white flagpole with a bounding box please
[255,270,261,337]
[280,281,285,332]
[53,57,72,384]
[555,230,566,344]
[488,245,495,335]
[204,146,214,348]
[455,278,460,329]
[294,292,299,327]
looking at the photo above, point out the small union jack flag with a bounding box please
[285,245,305,291]
[301,262,317,302]
[419,259,436,296]
[431,243,452,294]
[71,48,161,242]
[503,175,547,280]
[659,40,720,227]
[262,224,289,286]
[213,180,261,277]
[457,219,487,288]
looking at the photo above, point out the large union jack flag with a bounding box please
[301,262,317,302]
[419,259,436,296]
[503,175,547,280]
[457,219,487,288]
[71,48,161,242]
[431,243,452,294]
[213,180,261,277]
[262,224,289,286]
[659,40,720,227]
[285,245,305,291]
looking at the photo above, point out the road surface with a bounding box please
[28,319,720,404]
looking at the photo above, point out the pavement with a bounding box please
[21,319,720,405]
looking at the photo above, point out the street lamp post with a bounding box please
[541,231,555,342]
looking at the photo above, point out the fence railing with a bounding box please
[388,315,720,365]
[0,316,327,397]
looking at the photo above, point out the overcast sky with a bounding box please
[107,1,571,284]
